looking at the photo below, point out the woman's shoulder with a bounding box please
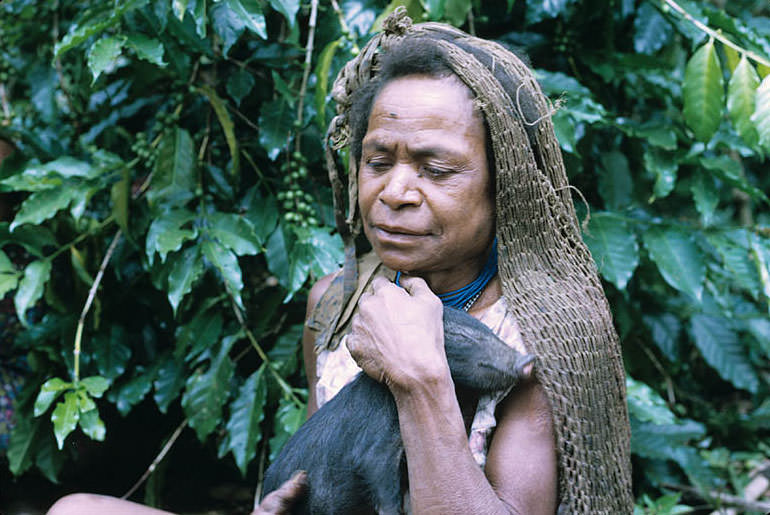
[307,272,339,316]
[305,271,344,342]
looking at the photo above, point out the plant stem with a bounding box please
[659,0,770,68]
[638,338,677,405]
[47,215,115,262]
[330,0,360,54]
[121,418,188,500]
[52,0,77,124]
[241,148,266,183]
[227,103,261,132]
[0,84,10,120]
[229,298,303,407]
[73,230,121,383]
[253,438,269,509]
[661,482,770,512]
[295,0,319,154]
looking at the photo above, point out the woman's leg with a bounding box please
[47,494,173,515]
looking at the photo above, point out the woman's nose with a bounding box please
[378,165,422,209]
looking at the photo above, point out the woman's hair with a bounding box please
[348,37,540,180]
[349,40,455,165]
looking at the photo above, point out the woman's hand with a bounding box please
[252,471,307,515]
[346,275,450,392]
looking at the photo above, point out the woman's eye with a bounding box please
[366,159,390,171]
[422,165,452,177]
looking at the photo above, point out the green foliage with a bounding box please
[634,492,692,514]
[683,38,724,142]
[642,226,705,301]
[727,55,761,147]
[182,336,235,441]
[224,366,267,476]
[689,314,759,393]
[0,250,19,297]
[583,214,639,290]
[14,259,52,327]
[752,75,770,150]
[33,375,109,449]
[0,0,768,509]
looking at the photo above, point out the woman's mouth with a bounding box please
[376,224,425,235]
[372,224,430,244]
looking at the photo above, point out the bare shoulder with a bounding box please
[500,375,554,431]
[306,272,338,317]
[302,271,339,417]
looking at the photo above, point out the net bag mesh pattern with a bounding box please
[322,9,633,513]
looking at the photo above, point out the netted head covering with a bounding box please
[323,8,633,513]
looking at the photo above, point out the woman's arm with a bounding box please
[347,275,558,514]
[394,364,558,514]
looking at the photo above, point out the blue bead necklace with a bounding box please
[394,238,498,312]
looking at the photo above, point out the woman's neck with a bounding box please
[397,238,498,309]
[424,239,497,295]
[465,276,502,315]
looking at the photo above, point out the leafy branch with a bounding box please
[330,0,360,54]
[121,417,188,500]
[658,0,770,68]
[73,230,121,383]
[229,297,303,408]
[294,0,319,154]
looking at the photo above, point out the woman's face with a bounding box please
[358,74,494,292]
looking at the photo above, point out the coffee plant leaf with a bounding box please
[182,338,235,441]
[683,39,724,142]
[643,226,705,301]
[727,55,760,148]
[51,391,80,449]
[750,75,770,151]
[689,314,759,394]
[225,366,267,475]
[582,213,639,291]
[13,259,52,327]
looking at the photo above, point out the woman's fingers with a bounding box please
[369,275,405,297]
[254,471,307,514]
[397,275,435,300]
[348,274,447,390]
[368,275,434,304]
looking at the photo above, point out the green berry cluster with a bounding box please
[277,151,318,227]
[151,109,180,135]
[131,132,156,168]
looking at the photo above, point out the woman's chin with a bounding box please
[373,248,428,274]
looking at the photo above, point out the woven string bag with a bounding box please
[322,8,633,514]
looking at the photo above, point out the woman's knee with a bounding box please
[47,493,171,515]
[48,493,99,515]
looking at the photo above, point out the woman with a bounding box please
[306,76,558,513]
[49,10,632,515]
[303,10,632,513]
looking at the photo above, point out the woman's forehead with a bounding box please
[373,74,476,113]
[364,75,484,140]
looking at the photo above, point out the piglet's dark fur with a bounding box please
[263,306,534,515]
